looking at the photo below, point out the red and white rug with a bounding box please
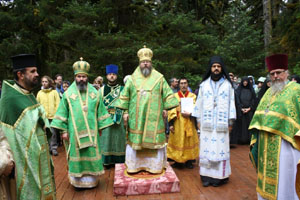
[113,162,180,196]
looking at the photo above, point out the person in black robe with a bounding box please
[254,77,271,110]
[236,76,256,144]
[230,90,240,146]
[291,74,300,83]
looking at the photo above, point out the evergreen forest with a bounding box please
[0,0,299,89]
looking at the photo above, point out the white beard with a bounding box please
[270,80,286,96]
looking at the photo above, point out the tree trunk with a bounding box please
[272,0,280,19]
[263,0,272,52]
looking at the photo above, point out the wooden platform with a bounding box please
[53,145,257,200]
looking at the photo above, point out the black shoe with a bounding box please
[104,164,114,169]
[212,182,221,187]
[202,181,210,187]
[51,150,58,156]
[221,178,229,185]
[212,178,228,187]
[171,162,184,169]
[185,161,194,169]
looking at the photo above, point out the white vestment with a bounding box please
[192,77,236,179]
[69,175,99,188]
[125,144,167,174]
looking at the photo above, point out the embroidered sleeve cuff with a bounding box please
[97,114,111,121]
[54,115,68,122]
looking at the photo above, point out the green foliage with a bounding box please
[215,2,265,78]
[272,2,300,75]
[184,72,202,90]
[0,0,299,86]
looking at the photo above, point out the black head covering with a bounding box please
[209,56,224,67]
[11,54,36,71]
[240,76,251,89]
[236,76,255,96]
[255,78,271,110]
[202,56,232,85]
[291,74,300,83]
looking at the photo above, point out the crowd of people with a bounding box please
[0,49,300,200]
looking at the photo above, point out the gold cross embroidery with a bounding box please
[44,185,50,193]
[270,136,276,143]
[260,157,264,164]
[69,93,78,100]
[269,160,275,168]
[90,92,96,99]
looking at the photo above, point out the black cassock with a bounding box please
[235,77,256,144]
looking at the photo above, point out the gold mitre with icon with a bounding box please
[137,45,153,62]
[72,57,90,75]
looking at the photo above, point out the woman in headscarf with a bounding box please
[291,74,300,83]
[254,77,271,110]
[236,76,256,144]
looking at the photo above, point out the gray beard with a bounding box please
[76,81,87,91]
[270,81,286,96]
[141,67,152,77]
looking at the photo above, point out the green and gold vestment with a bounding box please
[0,80,56,200]
[51,82,113,178]
[115,67,179,150]
[249,81,300,200]
[100,84,126,165]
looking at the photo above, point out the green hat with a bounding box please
[72,57,90,75]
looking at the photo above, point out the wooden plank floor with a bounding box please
[52,145,257,200]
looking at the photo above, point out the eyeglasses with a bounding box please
[270,70,285,76]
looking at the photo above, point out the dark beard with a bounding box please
[211,73,223,81]
[24,76,38,91]
[76,80,87,91]
[108,80,117,86]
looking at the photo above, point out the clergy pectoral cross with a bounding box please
[264,108,269,116]
[139,89,147,97]
[82,102,88,112]
[83,106,88,112]
[213,99,217,108]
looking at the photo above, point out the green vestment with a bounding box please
[249,81,300,200]
[115,67,179,150]
[100,84,126,165]
[0,80,56,200]
[51,82,113,178]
